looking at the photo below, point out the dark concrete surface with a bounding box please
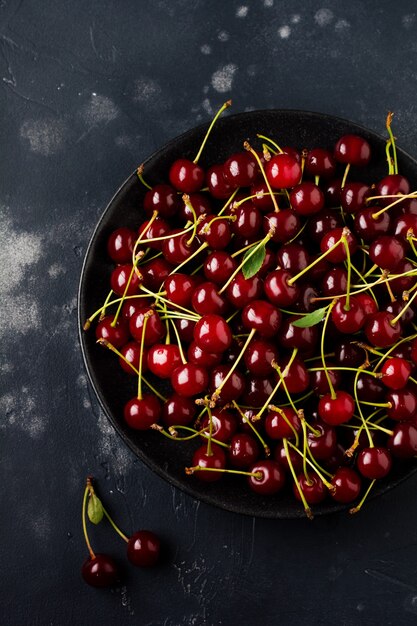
[2,1,417,624]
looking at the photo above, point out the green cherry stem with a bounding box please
[136,164,152,190]
[386,139,394,176]
[353,369,373,447]
[211,329,256,404]
[253,349,298,422]
[287,229,349,285]
[341,163,350,189]
[232,401,271,456]
[111,252,144,328]
[287,440,334,488]
[169,242,209,275]
[386,111,398,175]
[185,466,262,478]
[82,482,96,559]
[390,289,417,326]
[169,319,187,364]
[244,141,280,213]
[137,312,151,400]
[268,404,300,447]
[193,100,232,164]
[99,289,114,321]
[349,479,376,515]
[256,133,284,154]
[139,285,201,318]
[283,438,313,520]
[342,235,352,310]
[321,299,337,400]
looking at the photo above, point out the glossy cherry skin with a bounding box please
[194,314,232,353]
[293,474,326,504]
[357,447,392,479]
[278,355,310,394]
[307,210,343,245]
[331,297,366,334]
[247,460,286,495]
[334,134,371,166]
[179,192,211,221]
[356,373,385,403]
[381,357,412,390]
[265,407,301,440]
[369,235,405,271]
[290,182,324,216]
[244,339,279,376]
[376,174,410,206]
[393,213,417,239]
[333,340,364,368]
[318,391,355,426]
[119,341,147,376]
[241,376,274,408]
[127,531,160,567]
[266,153,301,189]
[164,274,197,308]
[124,395,161,430]
[82,554,120,588]
[147,344,182,379]
[276,243,309,276]
[169,158,204,193]
[354,207,390,241]
[203,251,237,284]
[388,423,417,458]
[355,293,378,317]
[340,182,370,213]
[141,258,174,293]
[274,442,303,473]
[311,365,341,395]
[129,308,166,346]
[206,164,235,199]
[138,217,170,250]
[171,364,209,397]
[305,148,336,178]
[191,444,226,482]
[96,314,130,349]
[320,228,357,263]
[324,178,342,206]
[278,316,318,353]
[201,410,238,443]
[386,388,417,421]
[174,318,196,343]
[225,273,263,309]
[321,267,348,297]
[144,183,180,217]
[264,209,301,243]
[161,394,196,427]
[107,227,136,263]
[264,269,299,307]
[210,365,245,404]
[110,264,141,297]
[192,282,229,316]
[364,312,401,348]
[231,205,262,240]
[308,422,337,460]
[388,259,415,296]
[228,433,260,468]
[241,300,281,338]
[187,342,222,368]
[250,181,275,211]
[223,152,257,187]
[198,215,232,250]
[330,468,362,504]
[162,229,199,265]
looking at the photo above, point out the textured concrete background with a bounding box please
[2,0,417,624]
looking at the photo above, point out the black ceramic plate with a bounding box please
[78,109,417,518]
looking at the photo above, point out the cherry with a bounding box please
[201,409,238,443]
[162,229,199,265]
[206,164,235,199]
[119,341,148,376]
[290,182,324,215]
[194,314,232,353]
[210,365,245,403]
[124,394,161,430]
[388,259,415,295]
[393,213,417,239]
[376,174,410,206]
[381,357,412,390]
[129,309,165,346]
[305,148,336,178]
[264,269,299,307]
[95,315,129,348]
[276,243,310,275]
[340,182,370,213]
[331,297,366,334]
[174,318,196,343]
[141,257,174,291]
[226,273,263,308]
[82,554,120,588]
[223,152,257,187]
[318,391,355,425]
[307,210,343,245]
[107,227,136,264]
[355,293,378,317]
[161,394,196,427]
[274,442,303,473]
[293,474,326,504]
[265,153,302,189]
[333,340,364,368]
[386,387,417,421]
[311,365,341,395]
[369,235,405,271]
[179,192,211,221]
[330,468,362,504]
[241,376,274,408]
[228,433,260,468]
[388,423,417,458]
[356,373,385,403]
[278,355,310,394]
[110,264,141,297]
[357,447,392,480]
[265,407,301,440]
[187,341,223,368]
[321,267,348,297]
[147,344,182,379]
[308,422,337,460]
[250,181,275,211]
[169,158,204,193]
[203,251,237,284]
[263,209,301,244]
[354,207,391,241]
[364,312,401,348]
[241,300,281,338]
[144,184,180,217]
[320,228,357,263]
[192,281,229,316]
[164,274,197,308]
[231,205,262,240]
[138,217,170,250]
[127,530,160,567]
[334,134,371,166]
[197,215,231,250]
[278,316,318,353]
[121,299,152,320]
[324,178,342,206]
[191,444,226,481]
[247,460,286,495]
[294,284,319,312]
[171,364,209,397]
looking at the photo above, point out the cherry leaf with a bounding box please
[88,493,104,525]
[242,244,266,279]
[291,307,328,328]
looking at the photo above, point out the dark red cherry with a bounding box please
[191,444,226,482]
[333,340,364,368]
[225,273,263,308]
[228,433,260,468]
[82,554,120,588]
[330,468,362,504]
[129,308,165,345]
[110,264,141,297]
[127,530,160,567]
[305,148,336,178]
[331,297,366,334]
[356,373,385,403]
[354,207,390,241]
[369,236,405,271]
[241,376,274,408]
[119,341,147,375]
[321,267,348,297]
[293,474,326,504]
[388,423,417,458]
[274,442,303,473]
[386,387,417,421]
[144,184,180,217]
[201,409,237,443]
[193,314,232,353]
[250,181,275,211]
[278,355,310,394]
[318,391,355,425]
[171,364,209,397]
[141,257,174,291]
[307,210,343,245]
[223,152,257,187]
[264,269,299,307]
[308,422,337,460]
[241,300,281,338]
[162,394,196,427]
[187,342,222,368]
[244,339,279,377]
[393,213,417,239]
[147,344,182,379]
[174,318,196,343]
[206,164,235,199]
[279,316,318,353]
[355,293,378,317]
[192,281,229,316]
[247,460,286,495]
[265,407,301,440]
[231,205,262,240]
[124,394,161,430]
[311,365,341,395]
[320,228,357,263]
[138,217,170,250]
[340,182,370,213]
[276,243,309,276]
[357,447,392,479]
[263,209,301,244]
[95,315,130,348]
[376,174,410,207]
[324,178,342,206]
[364,312,401,348]
[164,273,197,308]
[290,182,324,216]
[121,298,152,320]
[169,159,204,193]
[107,227,136,264]
[210,365,245,404]
[179,192,211,221]
[203,251,237,284]
[198,215,232,249]
[162,229,199,265]
[266,153,301,189]
[334,134,371,166]
[388,259,415,295]
[381,357,412,390]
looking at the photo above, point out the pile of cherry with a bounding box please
[86,103,417,518]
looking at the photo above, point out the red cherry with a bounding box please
[264,209,301,244]
[241,300,281,338]
[164,273,197,308]
[278,355,310,394]
[357,447,392,479]
[198,216,232,250]
[228,433,260,468]
[124,394,161,430]
[223,152,257,187]
[290,182,324,216]
[369,236,406,271]
[162,229,199,265]
[171,364,209,397]
[354,207,390,241]
[119,341,148,375]
[82,554,120,588]
[203,251,237,284]
[264,269,299,307]
[95,315,129,348]
[278,316,318,353]
[244,339,279,377]
[191,444,226,482]
[340,182,370,213]
[187,341,223,368]
[225,273,263,308]
[381,357,412,390]
[127,530,160,567]
[107,227,136,263]
[201,409,237,443]
[330,468,362,504]
[293,474,326,504]
[320,228,357,263]
[206,164,235,199]
[147,344,182,379]
[129,309,166,346]
[364,312,401,348]
[247,460,286,495]
[318,391,355,425]
[265,407,301,440]
[331,297,366,334]
[193,314,232,353]
[388,423,417,458]
[210,365,245,404]
[334,134,371,166]
[162,394,196,427]
[141,257,174,291]
[386,388,417,421]
[144,183,180,217]
[305,148,336,178]
[376,174,410,206]
[266,153,301,189]
[110,264,141,297]
[169,158,204,193]
[192,281,229,316]
[308,422,337,460]
[138,217,170,250]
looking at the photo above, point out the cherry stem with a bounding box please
[390,289,417,326]
[254,349,298,421]
[218,231,274,295]
[136,164,152,190]
[230,237,263,259]
[137,312,151,400]
[386,111,398,175]
[244,141,280,213]
[342,236,352,310]
[99,289,114,321]
[206,405,214,457]
[82,483,96,560]
[152,424,229,448]
[232,401,270,456]
[211,329,256,403]
[283,438,313,520]
[268,404,300,447]
[256,134,284,154]
[287,230,348,285]
[300,418,310,484]
[349,479,376,514]
[193,99,231,164]
[101,506,129,543]
[371,192,417,220]
[140,285,200,318]
[353,369,374,447]
[386,139,394,176]
[169,241,209,275]
[85,294,151,329]
[233,191,284,209]
[341,163,350,189]
[272,356,298,413]
[185,466,262,478]
[169,319,187,364]
[321,299,337,400]
[287,440,334,487]
[217,188,240,217]
[111,253,144,328]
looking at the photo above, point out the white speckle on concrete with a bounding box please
[236,6,248,18]
[81,94,119,124]
[315,8,334,26]
[200,44,212,54]
[264,0,273,6]
[335,19,350,31]
[1,363,14,374]
[278,25,291,39]
[97,409,132,474]
[211,64,237,92]
[402,14,415,28]
[291,14,301,24]
[201,99,213,115]
[0,387,46,438]
[203,85,210,94]
[218,30,230,42]
[133,77,162,104]
[48,263,66,278]
[20,119,67,156]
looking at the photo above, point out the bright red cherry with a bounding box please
[127,530,160,567]
[305,148,336,178]
[364,312,401,348]
[138,217,170,250]
[241,300,281,338]
[243,339,279,376]
[223,152,257,187]
[124,395,161,430]
[192,281,229,316]
[340,182,370,213]
[320,228,357,263]
[318,391,355,426]
[95,315,129,348]
[107,227,136,263]
[381,357,412,390]
[110,264,141,297]
[147,344,182,379]
[330,468,362,504]
[144,183,180,217]
[228,433,260,468]
[119,341,147,375]
[331,297,366,334]
[191,444,226,482]
[293,474,326,504]
[354,207,390,241]
[203,251,237,284]
[264,269,299,307]
[169,158,204,193]
[164,274,197,308]
[386,388,417,421]
[334,134,371,166]
[289,182,324,216]
[265,407,301,440]
[201,410,238,443]
[225,273,263,309]
[264,209,301,243]
[129,308,165,346]
[265,153,302,189]
[369,236,405,271]
[247,460,286,495]
[308,422,337,460]
[278,355,310,394]
[162,229,199,265]
[171,364,209,397]
[187,342,222,368]
[376,174,410,206]
[278,316,318,353]
[357,447,392,479]
[206,164,235,199]
[210,365,245,404]
[194,314,232,353]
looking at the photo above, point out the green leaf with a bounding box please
[88,493,104,525]
[291,307,328,328]
[242,244,266,279]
